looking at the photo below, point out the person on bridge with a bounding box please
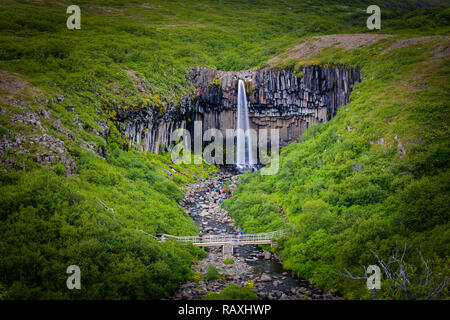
[199,232,203,242]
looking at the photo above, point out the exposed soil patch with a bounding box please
[268,34,393,65]
[385,36,450,54]
[0,71,42,106]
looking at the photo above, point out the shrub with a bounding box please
[205,264,222,281]
[223,258,234,265]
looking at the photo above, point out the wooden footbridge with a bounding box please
[138,228,288,255]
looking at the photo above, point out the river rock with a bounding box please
[225,274,235,281]
[260,274,271,282]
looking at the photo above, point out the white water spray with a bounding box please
[236,79,255,170]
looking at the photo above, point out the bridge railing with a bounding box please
[158,229,287,244]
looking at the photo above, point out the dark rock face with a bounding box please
[116,65,360,156]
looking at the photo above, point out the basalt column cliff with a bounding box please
[117,65,361,157]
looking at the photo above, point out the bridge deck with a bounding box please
[161,230,286,247]
[195,240,275,247]
[137,228,288,247]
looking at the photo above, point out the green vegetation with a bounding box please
[0,144,217,299]
[202,284,259,300]
[224,36,450,299]
[223,258,234,264]
[1,0,448,108]
[0,0,449,300]
[205,264,223,281]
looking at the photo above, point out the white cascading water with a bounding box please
[236,79,255,170]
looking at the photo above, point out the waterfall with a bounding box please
[236,80,255,170]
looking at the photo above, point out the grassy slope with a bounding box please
[224,35,450,298]
[1,1,448,103]
[0,0,449,299]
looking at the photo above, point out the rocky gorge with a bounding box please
[117,65,361,162]
[171,168,342,300]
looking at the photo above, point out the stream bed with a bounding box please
[171,168,341,300]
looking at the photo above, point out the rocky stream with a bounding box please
[171,168,342,300]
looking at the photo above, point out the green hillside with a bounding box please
[224,35,450,298]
